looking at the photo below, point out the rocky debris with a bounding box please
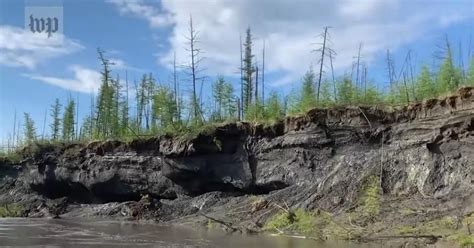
[0,87,473,246]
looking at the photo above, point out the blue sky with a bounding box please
[0,0,473,145]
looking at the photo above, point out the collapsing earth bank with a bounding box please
[1,87,473,246]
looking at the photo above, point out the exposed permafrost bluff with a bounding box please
[1,88,473,247]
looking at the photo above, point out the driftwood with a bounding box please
[200,213,241,233]
[267,232,323,242]
[361,234,441,242]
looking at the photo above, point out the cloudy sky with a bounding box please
[0,0,473,144]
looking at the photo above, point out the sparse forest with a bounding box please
[3,23,474,150]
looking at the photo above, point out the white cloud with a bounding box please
[24,65,101,93]
[109,0,473,86]
[0,25,83,69]
[109,58,127,69]
[106,0,173,28]
[109,57,143,72]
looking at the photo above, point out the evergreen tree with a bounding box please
[23,113,36,144]
[119,93,129,136]
[437,40,461,94]
[242,27,255,114]
[152,85,177,131]
[145,73,156,131]
[136,74,147,131]
[319,80,334,107]
[95,49,115,138]
[264,91,284,121]
[416,65,435,100]
[119,73,130,136]
[467,57,474,85]
[63,99,75,141]
[50,98,62,141]
[245,101,264,122]
[80,115,93,140]
[361,86,382,105]
[292,68,318,113]
[337,77,356,105]
[110,75,121,137]
[212,76,236,121]
[223,83,237,119]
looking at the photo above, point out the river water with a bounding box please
[0,218,381,247]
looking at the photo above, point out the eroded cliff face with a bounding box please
[0,87,473,242]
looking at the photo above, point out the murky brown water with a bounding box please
[0,218,382,247]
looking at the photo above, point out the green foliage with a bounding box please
[245,101,264,122]
[264,209,319,235]
[436,44,461,94]
[50,98,62,141]
[79,115,93,140]
[386,83,410,105]
[95,50,126,139]
[264,91,284,122]
[360,175,381,219]
[62,99,75,141]
[395,214,473,247]
[467,57,474,86]
[23,113,36,144]
[290,68,318,114]
[396,225,418,235]
[242,27,255,113]
[448,234,474,247]
[0,204,24,217]
[152,85,178,131]
[11,37,474,145]
[319,80,334,107]
[360,86,382,105]
[211,76,236,121]
[0,150,22,165]
[337,77,357,105]
[264,208,358,239]
[415,65,436,100]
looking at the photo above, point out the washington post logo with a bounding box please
[25,7,63,38]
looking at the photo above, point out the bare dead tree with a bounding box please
[185,15,204,123]
[239,34,244,120]
[255,66,259,103]
[173,51,180,120]
[199,78,205,121]
[329,49,337,101]
[396,50,413,103]
[355,43,363,89]
[402,71,410,104]
[262,40,265,106]
[75,94,79,139]
[41,108,47,140]
[134,79,140,130]
[459,41,466,82]
[312,26,334,102]
[468,35,472,61]
[316,27,328,101]
[363,64,368,100]
[12,110,16,148]
[16,119,21,147]
[125,70,129,127]
[386,49,396,87]
[90,90,94,138]
[407,50,417,101]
